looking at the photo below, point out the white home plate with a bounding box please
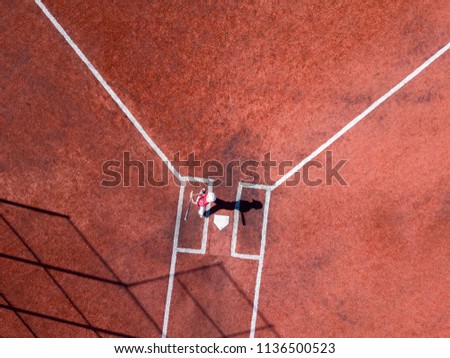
[213,215,230,230]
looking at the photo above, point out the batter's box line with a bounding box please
[231,183,272,337]
[163,181,268,338]
[175,181,213,254]
[231,182,270,261]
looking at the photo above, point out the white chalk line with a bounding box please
[230,184,243,257]
[228,43,450,335]
[184,176,214,184]
[34,0,450,192]
[36,0,210,338]
[35,0,449,196]
[249,188,271,338]
[34,0,184,181]
[231,182,266,261]
[176,181,213,253]
[273,41,450,189]
[232,253,260,261]
[231,183,270,336]
[35,0,222,186]
[162,182,185,338]
[176,248,201,254]
[200,181,214,252]
[240,182,272,190]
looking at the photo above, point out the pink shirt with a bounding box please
[196,194,209,207]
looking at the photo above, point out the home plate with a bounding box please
[213,215,230,230]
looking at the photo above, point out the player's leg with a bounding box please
[198,206,205,218]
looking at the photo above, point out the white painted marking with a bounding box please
[232,253,260,261]
[274,41,450,189]
[231,183,267,260]
[250,189,271,338]
[200,182,213,253]
[184,176,214,184]
[162,182,185,338]
[240,182,272,190]
[176,247,204,254]
[163,181,212,335]
[34,0,182,182]
[231,183,243,256]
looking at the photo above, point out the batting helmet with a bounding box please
[206,192,216,203]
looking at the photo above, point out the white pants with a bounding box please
[198,206,205,217]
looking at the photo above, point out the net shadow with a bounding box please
[0,199,162,337]
[0,198,279,338]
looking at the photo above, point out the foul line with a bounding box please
[34,0,182,182]
[274,41,450,188]
[35,0,449,193]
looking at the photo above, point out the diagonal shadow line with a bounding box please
[172,263,280,338]
[225,324,274,338]
[175,277,226,337]
[0,304,133,338]
[68,219,163,335]
[0,198,69,219]
[0,215,101,338]
[1,293,38,337]
[0,255,223,291]
[0,253,123,287]
[127,262,223,287]
[0,198,164,335]
[218,263,281,338]
[1,198,277,337]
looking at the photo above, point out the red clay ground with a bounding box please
[40,0,449,183]
[262,53,450,337]
[1,0,180,337]
[1,0,449,337]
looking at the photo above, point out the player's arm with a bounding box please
[190,191,198,204]
[190,189,205,203]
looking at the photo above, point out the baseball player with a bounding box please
[190,188,216,218]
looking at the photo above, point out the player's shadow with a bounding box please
[205,198,263,225]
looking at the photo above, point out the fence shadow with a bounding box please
[175,262,280,338]
[0,198,278,338]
